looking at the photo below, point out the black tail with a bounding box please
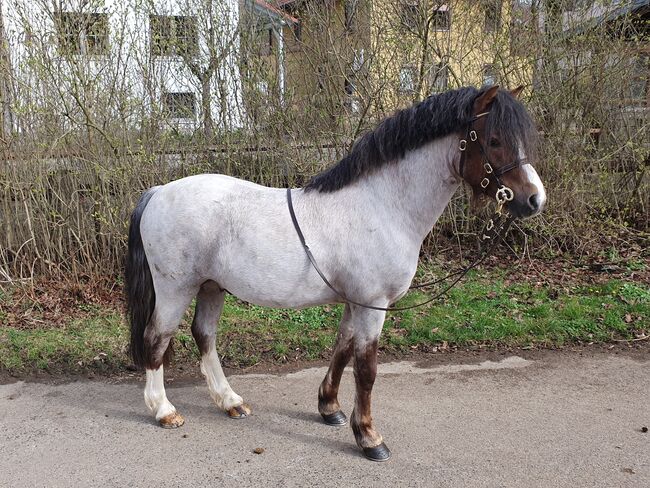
[125,187,159,369]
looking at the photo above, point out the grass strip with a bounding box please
[1,276,647,374]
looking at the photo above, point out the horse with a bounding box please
[125,85,546,462]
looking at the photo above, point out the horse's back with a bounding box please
[138,174,333,306]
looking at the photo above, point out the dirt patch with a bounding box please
[1,276,123,330]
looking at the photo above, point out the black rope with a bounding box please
[287,188,515,312]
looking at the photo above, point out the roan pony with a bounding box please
[125,85,546,462]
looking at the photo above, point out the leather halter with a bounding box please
[458,111,525,212]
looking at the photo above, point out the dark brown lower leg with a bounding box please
[319,305,354,424]
[318,334,353,419]
[350,339,390,461]
[351,340,381,447]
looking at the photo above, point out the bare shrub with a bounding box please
[0,0,647,283]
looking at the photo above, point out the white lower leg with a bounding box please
[200,350,243,410]
[144,366,176,421]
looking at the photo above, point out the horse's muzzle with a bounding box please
[508,192,545,218]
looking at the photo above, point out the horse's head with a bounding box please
[459,85,546,219]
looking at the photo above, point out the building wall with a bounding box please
[246,0,532,124]
[369,0,532,110]
[0,0,244,135]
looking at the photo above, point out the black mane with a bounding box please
[304,86,537,192]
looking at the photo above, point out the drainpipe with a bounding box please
[273,23,285,107]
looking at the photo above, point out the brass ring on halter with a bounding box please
[484,162,493,173]
[469,130,477,141]
[496,186,514,203]
[480,178,490,189]
[459,140,467,151]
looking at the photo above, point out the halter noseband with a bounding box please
[458,111,525,215]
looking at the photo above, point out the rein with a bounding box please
[286,111,521,312]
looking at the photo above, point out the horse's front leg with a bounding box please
[350,306,391,462]
[319,304,354,425]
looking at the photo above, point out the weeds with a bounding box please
[1,271,647,374]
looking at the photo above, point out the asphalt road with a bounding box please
[1,350,648,487]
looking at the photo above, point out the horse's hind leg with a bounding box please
[318,304,354,425]
[350,306,391,462]
[191,281,251,419]
[143,287,195,428]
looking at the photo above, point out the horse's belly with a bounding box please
[213,251,338,308]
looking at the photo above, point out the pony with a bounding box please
[125,85,546,461]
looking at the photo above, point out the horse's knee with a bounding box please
[143,325,175,370]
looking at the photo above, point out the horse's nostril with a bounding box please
[528,194,540,211]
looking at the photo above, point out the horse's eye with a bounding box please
[489,138,501,147]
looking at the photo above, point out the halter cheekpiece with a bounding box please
[458,111,525,217]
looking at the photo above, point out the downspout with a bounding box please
[274,23,285,107]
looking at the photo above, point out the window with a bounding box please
[285,23,301,53]
[400,3,450,32]
[163,92,196,118]
[257,80,269,97]
[432,6,450,31]
[258,28,274,56]
[400,1,420,31]
[55,12,109,55]
[292,23,302,42]
[345,0,358,33]
[483,64,497,86]
[352,49,365,74]
[150,15,197,57]
[483,0,502,33]
[431,61,448,92]
[510,1,533,57]
[399,66,416,94]
[344,77,360,113]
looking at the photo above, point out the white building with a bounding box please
[0,0,244,136]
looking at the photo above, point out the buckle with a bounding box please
[459,139,467,151]
[495,185,514,203]
[469,130,477,141]
[480,178,490,189]
[483,162,493,174]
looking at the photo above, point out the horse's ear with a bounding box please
[474,85,499,114]
[510,85,525,98]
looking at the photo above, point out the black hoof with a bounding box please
[362,442,391,462]
[321,410,348,426]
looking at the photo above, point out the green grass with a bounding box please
[0,276,648,374]
[0,311,128,373]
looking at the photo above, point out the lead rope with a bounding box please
[286,187,516,312]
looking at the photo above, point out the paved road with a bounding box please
[1,351,648,487]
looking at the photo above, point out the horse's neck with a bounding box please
[358,134,461,242]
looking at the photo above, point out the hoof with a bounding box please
[321,410,348,426]
[362,442,391,462]
[227,403,251,419]
[158,411,184,429]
